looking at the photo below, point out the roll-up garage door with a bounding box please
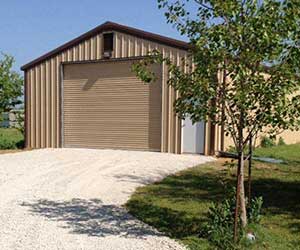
[62,60,162,151]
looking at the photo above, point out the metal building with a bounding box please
[21,21,214,154]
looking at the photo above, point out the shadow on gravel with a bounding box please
[113,173,159,185]
[21,198,160,238]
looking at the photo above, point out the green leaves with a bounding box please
[131,61,156,83]
[0,53,23,114]
[140,0,300,149]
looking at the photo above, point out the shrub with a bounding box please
[278,137,286,146]
[248,197,263,224]
[16,139,25,149]
[200,188,238,250]
[201,187,264,250]
[0,128,24,149]
[0,134,17,149]
[260,136,276,148]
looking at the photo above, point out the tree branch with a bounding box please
[224,103,239,149]
[194,0,214,11]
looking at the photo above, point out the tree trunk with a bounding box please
[248,136,253,202]
[233,156,241,242]
[239,150,247,227]
[234,112,248,241]
[234,149,248,241]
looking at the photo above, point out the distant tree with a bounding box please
[133,0,300,241]
[0,53,23,118]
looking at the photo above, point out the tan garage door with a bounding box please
[62,60,162,151]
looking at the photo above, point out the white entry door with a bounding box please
[182,118,205,154]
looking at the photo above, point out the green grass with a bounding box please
[254,143,300,163]
[126,144,300,250]
[0,128,24,150]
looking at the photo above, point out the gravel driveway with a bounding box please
[0,149,214,250]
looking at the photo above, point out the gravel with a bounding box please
[0,148,214,250]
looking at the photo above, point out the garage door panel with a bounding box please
[63,60,162,151]
[64,135,161,151]
[63,104,162,109]
[63,123,161,130]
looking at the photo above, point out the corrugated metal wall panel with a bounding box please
[25,71,31,148]
[30,69,35,147]
[35,66,40,148]
[50,58,56,147]
[40,62,46,148]
[45,60,51,147]
[56,55,61,147]
[24,30,192,153]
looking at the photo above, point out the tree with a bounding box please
[133,0,300,241]
[0,53,23,118]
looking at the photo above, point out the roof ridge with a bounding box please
[21,21,190,70]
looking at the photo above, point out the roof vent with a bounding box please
[103,33,114,59]
[103,51,112,59]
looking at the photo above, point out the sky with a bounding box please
[0,0,187,73]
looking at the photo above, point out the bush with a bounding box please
[201,187,263,250]
[248,197,263,224]
[0,134,17,149]
[260,136,276,148]
[200,188,238,250]
[15,139,25,149]
[0,128,24,149]
[278,137,286,146]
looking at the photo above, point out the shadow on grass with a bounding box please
[21,198,160,238]
[126,172,228,238]
[126,168,300,239]
[289,222,300,234]
[252,178,300,218]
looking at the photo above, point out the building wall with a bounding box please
[222,130,300,151]
[24,31,191,153]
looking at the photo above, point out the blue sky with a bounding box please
[0,0,187,73]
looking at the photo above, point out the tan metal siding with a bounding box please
[221,129,300,152]
[25,31,190,153]
[55,56,60,147]
[96,34,102,59]
[40,63,45,148]
[45,60,51,147]
[30,69,35,147]
[35,66,40,148]
[50,58,56,147]
[25,71,30,147]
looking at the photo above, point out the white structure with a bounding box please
[182,118,205,154]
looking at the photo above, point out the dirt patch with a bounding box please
[0,149,31,155]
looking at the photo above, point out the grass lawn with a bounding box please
[0,128,24,151]
[126,144,300,250]
[254,143,300,163]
